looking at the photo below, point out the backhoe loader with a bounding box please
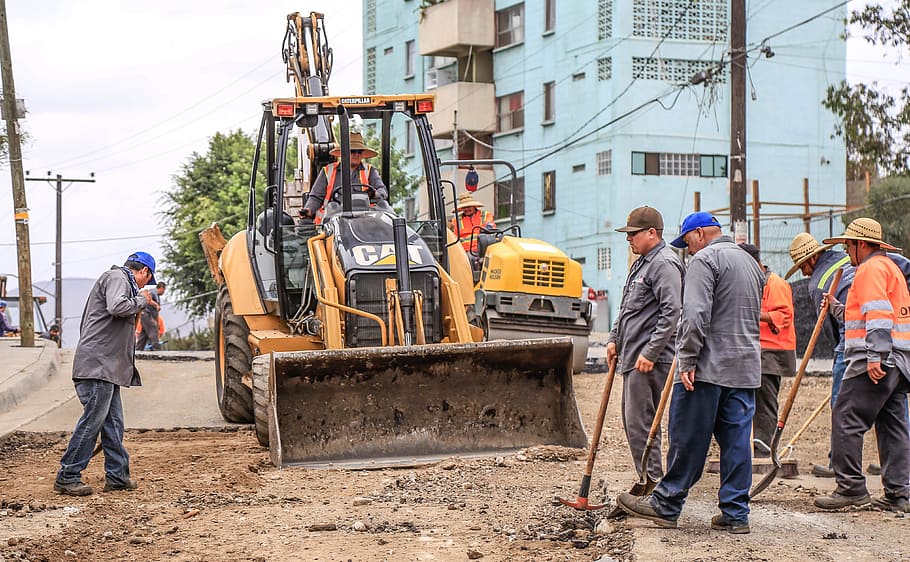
[198,12,586,468]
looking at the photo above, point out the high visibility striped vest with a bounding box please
[843,253,910,374]
[315,163,373,224]
[817,255,851,292]
[451,211,495,254]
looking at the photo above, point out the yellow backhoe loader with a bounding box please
[198,12,586,468]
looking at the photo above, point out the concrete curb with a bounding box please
[0,339,61,414]
[136,350,214,362]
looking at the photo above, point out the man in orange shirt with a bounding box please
[815,219,910,512]
[740,244,796,457]
[451,192,496,260]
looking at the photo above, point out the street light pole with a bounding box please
[0,0,34,346]
[25,172,95,345]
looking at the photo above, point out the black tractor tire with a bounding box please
[214,284,254,423]
[251,355,270,447]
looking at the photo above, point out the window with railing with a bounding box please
[496,3,525,48]
[495,176,525,220]
[632,151,728,177]
[496,91,524,133]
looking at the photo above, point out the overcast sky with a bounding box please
[1,1,908,299]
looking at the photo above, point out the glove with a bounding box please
[299,208,315,219]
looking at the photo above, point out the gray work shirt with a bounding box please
[72,267,148,387]
[675,235,764,388]
[609,240,684,373]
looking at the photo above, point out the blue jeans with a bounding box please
[57,379,131,485]
[831,352,846,408]
[651,382,755,523]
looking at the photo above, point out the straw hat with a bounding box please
[456,192,483,211]
[784,232,833,279]
[329,132,378,159]
[822,217,901,252]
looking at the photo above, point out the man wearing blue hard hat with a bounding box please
[55,251,157,496]
[618,211,764,534]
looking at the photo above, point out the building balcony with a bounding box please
[428,82,496,139]
[419,0,494,57]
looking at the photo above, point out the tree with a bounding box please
[864,174,910,252]
[159,130,261,316]
[822,2,910,179]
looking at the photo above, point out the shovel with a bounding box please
[558,357,618,511]
[750,268,842,498]
[608,357,677,518]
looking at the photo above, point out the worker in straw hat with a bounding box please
[300,132,388,224]
[811,218,910,512]
[451,192,495,257]
[785,232,854,477]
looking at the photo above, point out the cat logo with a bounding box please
[352,244,425,266]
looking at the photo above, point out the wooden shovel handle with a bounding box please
[583,358,618,475]
[649,357,678,440]
[777,268,843,428]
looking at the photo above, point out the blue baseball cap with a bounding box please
[0,300,6,307]
[127,251,157,286]
[670,212,722,248]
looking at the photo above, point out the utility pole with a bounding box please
[729,0,747,243]
[25,172,95,345]
[0,0,34,346]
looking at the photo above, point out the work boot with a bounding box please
[811,463,835,478]
[103,478,138,492]
[710,514,751,534]
[866,463,881,475]
[616,493,677,529]
[871,494,910,513]
[54,481,93,497]
[813,492,871,510]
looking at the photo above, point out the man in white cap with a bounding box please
[299,132,388,224]
[813,218,910,512]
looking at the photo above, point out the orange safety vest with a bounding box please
[844,253,910,371]
[760,271,796,351]
[451,211,495,254]
[315,162,373,224]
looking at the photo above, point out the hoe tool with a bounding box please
[777,392,830,460]
[751,268,843,498]
[559,357,618,511]
[608,357,677,518]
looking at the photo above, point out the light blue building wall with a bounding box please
[364,0,846,326]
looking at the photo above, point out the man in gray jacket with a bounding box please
[54,252,156,496]
[608,206,683,482]
[618,212,764,534]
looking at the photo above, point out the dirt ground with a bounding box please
[1,372,908,562]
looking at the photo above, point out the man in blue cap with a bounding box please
[617,212,764,534]
[55,252,157,496]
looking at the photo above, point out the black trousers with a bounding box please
[832,367,910,499]
[752,373,781,456]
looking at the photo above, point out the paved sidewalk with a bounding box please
[0,337,64,440]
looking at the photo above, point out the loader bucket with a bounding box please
[267,337,587,468]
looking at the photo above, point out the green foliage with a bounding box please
[863,174,910,252]
[158,130,261,316]
[164,327,214,351]
[823,81,910,179]
[822,2,910,179]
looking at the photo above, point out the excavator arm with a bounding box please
[283,12,336,185]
